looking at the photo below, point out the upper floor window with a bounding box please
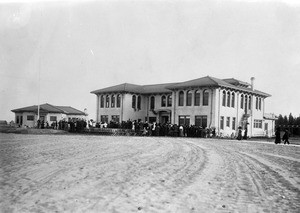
[259,98,262,110]
[116,94,121,108]
[203,90,209,106]
[106,95,110,108]
[150,96,155,110]
[100,95,105,108]
[248,96,251,110]
[111,95,115,108]
[231,92,235,108]
[137,96,141,110]
[186,90,192,106]
[161,95,166,107]
[132,95,136,109]
[194,90,200,106]
[167,95,172,107]
[178,91,184,106]
[227,91,230,107]
[256,97,258,110]
[240,94,244,109]
[222,90,226,106]
[245,95,248,110]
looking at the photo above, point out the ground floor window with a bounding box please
[111,115,120,123]
[50,116,57,122]
[254,119,263,128]
[101,115,108,123]
[179,115,190,126]
[195,115,207,128]
[27,115,34,121]
[148,117,157,123]
[226,117,230,127]
[220,116,224,130]
[232,117,236,130]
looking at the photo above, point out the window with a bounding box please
[195,116,207,128]
[117,94,121,108]
[220,116,224,130]
[227,91,230,107]
[100,115,108,123]
[231,92,235,108]
[179,116,190,126]
[178,91,184,106]
[167,95,172,107]
[186,91,192,106]
[222,90,226,106]
[111,115,120,123]
[254,120,262,128]
[240,94,244,109]
[226,117,230,127]
[245,96,248,111]
[256,97,258,109]
[137,96,141,110]
[111,95,115,108]
[203,90,209,106]
[50,116,57,121]
[161,95,166,107]
[248,96,251,110]
[232,117,236,130]
[106,95,110,108]
[150,96,155,110]
[259,98,262,110]
[149,117,157,123]
[27,115,34,121]
[132,95,136,109]
[16,116,20,124]
[194,90,200,106]
[100,95,104,108]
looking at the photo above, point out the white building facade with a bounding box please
[91,76,275,137]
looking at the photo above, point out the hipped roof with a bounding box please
[11,103,86,115]
[91,76,271,97]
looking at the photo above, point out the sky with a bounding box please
[0,0,299,122]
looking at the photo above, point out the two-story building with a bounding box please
[91,76,275,137]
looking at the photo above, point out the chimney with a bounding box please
[250,77,255,91]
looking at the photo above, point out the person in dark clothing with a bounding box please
[237,126,242,140]
[275,127,281,144]
[282,129,290,145]
[243,127,248,140]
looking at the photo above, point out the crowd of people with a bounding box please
[37,118,290,142]
[94,120,216,138]
[37,118,88,133]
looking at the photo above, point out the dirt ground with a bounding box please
[0,133,299,212]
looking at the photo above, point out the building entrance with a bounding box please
[162,116,169,124]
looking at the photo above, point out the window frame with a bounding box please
[227,91,231,107]
[161,95,166,107]
[186,90,192,106]
[27,115,34,121]
[150,96,155,110]
[178,91,184,106]
[203,90,209,106]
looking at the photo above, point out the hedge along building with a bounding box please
[91,76,274,137]
[11,103,86,128]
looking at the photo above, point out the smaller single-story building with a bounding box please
[11,103,86,128]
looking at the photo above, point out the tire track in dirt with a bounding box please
[87,137,208,213]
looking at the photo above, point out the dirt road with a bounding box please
[1,134,299,212]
